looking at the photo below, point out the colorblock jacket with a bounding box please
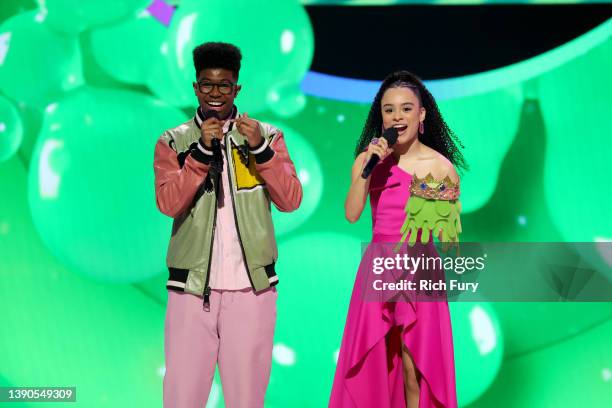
[153,107,302,303]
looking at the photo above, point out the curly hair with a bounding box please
[192,42,242,79]
[355,70,467,171]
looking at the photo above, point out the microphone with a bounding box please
[202,109,224,173]
[361,127,399,179]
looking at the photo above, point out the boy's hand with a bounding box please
[235,113,263,147]
[200,117,224,148]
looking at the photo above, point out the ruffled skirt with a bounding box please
[329,233,458,408]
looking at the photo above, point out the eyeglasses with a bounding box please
[196,81,235,95]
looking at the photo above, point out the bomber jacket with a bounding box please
[153,106,302,304]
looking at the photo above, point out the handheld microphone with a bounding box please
[361,127,399,179]
[202,109,224,172]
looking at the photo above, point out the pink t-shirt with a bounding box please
[208,122,251,290]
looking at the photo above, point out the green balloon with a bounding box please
[0,157,165,407]
[437,85,522,213]
[90,12,168,85]
[28,86,187,283]
[0,95,24,162]
[539,39,612,243]
[539,39,612,282]
[467,318,612,408]
[267,82,307,118]
[0,11,83,108]
[164,0,314,113]
[493,302,612,357]
[36,0,150,34]
[449,302,503,407]
[273,232,362,407]
[12,101,44,165]
[147,39,196,108]
[270,122,322,236]
[0,0,37,23]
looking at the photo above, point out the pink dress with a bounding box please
[329,155,458,408]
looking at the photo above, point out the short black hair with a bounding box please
[192,42,242,79]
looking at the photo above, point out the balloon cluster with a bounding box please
[16,1,612,406]
[91,0,314,117]
[0,0,315,283]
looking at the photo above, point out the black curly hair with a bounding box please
[355,70,467,171]
[192,42,242,79]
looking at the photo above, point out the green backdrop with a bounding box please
[1,0,611,407]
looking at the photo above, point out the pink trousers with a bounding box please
[163,287,277,408]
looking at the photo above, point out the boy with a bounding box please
[154,42,302,408]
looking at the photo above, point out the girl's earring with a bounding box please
[418,121,424,135]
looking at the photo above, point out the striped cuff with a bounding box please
[265,263,279,287]
[250,137,274,164]
[167,268,188,292]
[190,141,213,164]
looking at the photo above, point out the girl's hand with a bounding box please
[363,136,393,171]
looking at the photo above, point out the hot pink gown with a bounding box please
[329,155,458,408]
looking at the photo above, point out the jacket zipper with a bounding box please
[226,137,255,289]
[202,161,220,311]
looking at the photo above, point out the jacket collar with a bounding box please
[193,105,251,160]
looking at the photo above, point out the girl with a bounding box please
[330,71,466,408]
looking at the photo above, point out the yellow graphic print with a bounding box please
[231,146,265,190]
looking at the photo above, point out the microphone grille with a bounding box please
[383,127,399,146]
[203,109,220,120]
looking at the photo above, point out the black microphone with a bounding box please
[361,127,399,179]
[202,109,224,172]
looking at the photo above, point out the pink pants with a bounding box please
[163,287,277,408]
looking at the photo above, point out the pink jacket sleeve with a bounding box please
[254,132,303,212]
[153,136,211,218]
